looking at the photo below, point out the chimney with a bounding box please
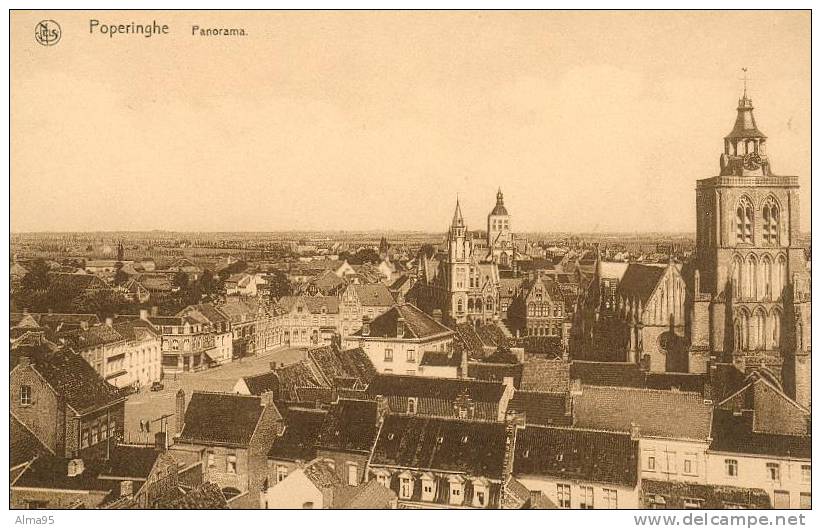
[175,389,186,436]
[80,321,89,331]
[629,422,641,440]
[150,306,159,317]
[432,309,443,324]
[154,431,167,451]
[396,316,405,338]
[105,317,113,327]
[47,308,53,315]
[139,309,149,321]
[67,459,85,477]
[362,316,371,337]
[260,390,274,408]
[529,490,543,509]
[18,355,31,368]
[119,480,133,497]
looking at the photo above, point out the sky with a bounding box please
[11,11,810,233]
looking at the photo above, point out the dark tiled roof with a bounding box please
[508,391,572,426]
[13,456,112,492]
[367,374,505,403]
[644,372,707,393]
[112,320,158,342]
[615,263,668,305]
[241,371,279,395]
[11,415,52,467]
[642,479,771,509]
[19,345,123,414]
[268,408,327,462]
[273,362,324,401]
[278,295,340,315]
[47,272,110,296]
[180,303,229,324]
[308,345,377,388]
[468,362,523,389]
[353,284,395,306]
[59,325,125,350]
[353,303,452,339]
[304,459,341,489]
[420,349,463,367]
[316,399,379,453]
[156,482,229,509]
[371,415,508,479]
[339,479,398,509]
[574,386,713,441]
[514,426,639,487]
[99,445,161,479]
[570,361,645,387]
[520,357,570,393]
[179,392,273,446]
[709,410,810,459]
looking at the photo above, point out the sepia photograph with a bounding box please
[5,7,813,519]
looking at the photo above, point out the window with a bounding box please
[476,490,486,507]
[683,454,698,476]
[766,462,781,482]
[400,477,413,499]
[799,493,811,509]
[276,465,288,483]
[725,459,738,477]
[557,484,571,508]
[762,199,780,245]
[422,480,435,501]
[347,463,358,486]
[207,452,216,469]
[91,424,99,445]
[449,481,463,504]
[407,397,417,415]
[227,455,237,474]
[20,385,32,406]
[376,473,389,488]
[407,349,416,363]
[108,419,116,438]
[602,488,618,509]
[81,428,89,448]
[735,198,753,244]
[580,486,594,509]
[801,465,811,483]
[384,348,393,362]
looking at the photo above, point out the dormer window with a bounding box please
[448,476,465,505]
[407,397,417,414]
[472,478,490,508]
[421,473,436,502]
[399,472,414,499]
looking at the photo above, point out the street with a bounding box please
[122,346,307,444]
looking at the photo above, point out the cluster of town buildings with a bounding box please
[9,88,811,509]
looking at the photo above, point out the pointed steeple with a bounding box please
[452,197,465,228]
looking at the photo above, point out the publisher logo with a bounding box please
[35,20,61,46]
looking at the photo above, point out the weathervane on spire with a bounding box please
[740,67,751,98]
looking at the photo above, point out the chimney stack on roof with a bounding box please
[362,316,371,337]
[260,390,274,408]
[150,306,159,317]
[432,309,443,324]
[80,321,89,331]
[105,317,113,327]
[175,389,186,437]
[67,459,85,477]
[139,309,149,321]
[629,422,641,440]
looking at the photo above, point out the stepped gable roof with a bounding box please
[574,385,713,441]
[278,295,340,314]
[508,391,572,426]
[268,407,328,462]
[179,392,276,446]
[367,373,505,403]
[709,409,809,459]
[514,425,639,487]
[15,344,123,414]
[643,479,771,509]
[615,263,668,305]
[371,415,508,480]
[352,303,452,339]
[316,399,379,453]
[353,284,395,306]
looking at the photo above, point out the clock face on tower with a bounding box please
[743,152,762,170]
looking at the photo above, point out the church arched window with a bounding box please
[732,255,743,299]
[468,299,474,312]
[744,255,757,300]
[775,255,787,300]
[770,309,781,348]
[762,197,780,245]
[476,298,483,312]
[457,299,463,313]
[742,311,751,350]
[753,309,766,349]
[761,255,773,300]
[735,197,753,244]
[486,297,493,312]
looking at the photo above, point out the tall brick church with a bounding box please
[688,86,811,408]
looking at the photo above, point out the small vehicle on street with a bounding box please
[150,381,164,392]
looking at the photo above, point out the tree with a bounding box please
[355,248,381,265]
[113,262,128,286]
[172,272,189,290]
[266,270,291,301]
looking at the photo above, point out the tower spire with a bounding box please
[452,196,465,227]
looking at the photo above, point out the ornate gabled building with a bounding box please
[689,85,811,408]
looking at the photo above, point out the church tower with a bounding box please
[691,77,810,406]
[487,188,513,266]
[447,198,470,323]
